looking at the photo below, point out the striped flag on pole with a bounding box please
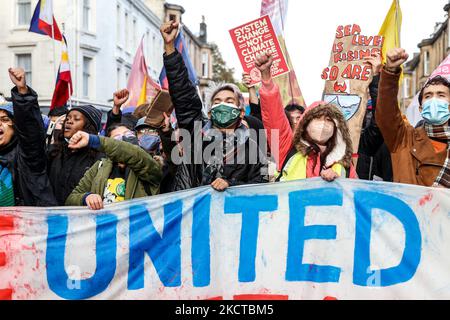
[51,36,73,110]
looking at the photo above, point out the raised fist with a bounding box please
[386,48,409,71]
[160,21,179,45]
[242,73,253,89]
[113,89,130,108]
[8,68,27,94]
[255,51,274,81]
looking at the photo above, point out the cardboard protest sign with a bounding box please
[322,24,383,159]
[144,90,173,128]
[230,15,290,85]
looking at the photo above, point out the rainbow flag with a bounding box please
[29,0,62,41]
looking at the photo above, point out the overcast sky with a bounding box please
[171,0,448,105]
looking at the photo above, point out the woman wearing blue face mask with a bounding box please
[376,48,450,188]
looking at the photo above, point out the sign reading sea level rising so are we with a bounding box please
[230,15,290,86]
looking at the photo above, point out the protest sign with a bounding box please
[1,179,450,300]
[230,15,290,85]
[145,90,173,128]
[322,25,383,158]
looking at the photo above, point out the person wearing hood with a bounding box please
[65,126,163,210]
[47,104,104,205]
[0,68,57,207]
[257,52,357,182]
[161,20,268,192]
[377,48,450,188]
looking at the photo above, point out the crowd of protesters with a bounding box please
[1,20,449,210]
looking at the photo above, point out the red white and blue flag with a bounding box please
[51,36,73,110]
[29,0,62,41]
[159,27,198,90]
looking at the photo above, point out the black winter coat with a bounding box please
[0,87,57,207]
[164,50,268,192]
[357,75,393,181]
[48,143,103,205]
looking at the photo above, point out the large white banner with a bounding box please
[0,179,449,300]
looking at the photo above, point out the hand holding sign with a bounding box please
[386,48,409,73]
[363,53,382,76]
[255,51,274,82]
[160,21,179,55]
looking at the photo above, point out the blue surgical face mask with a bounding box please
[139,134,161,154]
[421,98,450,125]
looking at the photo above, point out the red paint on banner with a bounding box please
[0,289,12,300]
[233,294,289,300]
[419,193,433,207]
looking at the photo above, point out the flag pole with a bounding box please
[395,0,401,48]
[68,82,73,109]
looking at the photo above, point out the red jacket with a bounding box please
[260,79,294,171]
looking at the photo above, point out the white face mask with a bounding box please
[307,119,335,145]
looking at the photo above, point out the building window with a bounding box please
[424,51,430,76]
[403,77,410,98]
[16,54,32,87]
[169,14,177,22]
[116,5,121,45]
[18,0,31,26]
[83,0,90,31]
[125,69,130,85]
[83,57,92,98]
[117,66,121,90]
[202,52,209,78]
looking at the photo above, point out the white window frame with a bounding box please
[17,0,32,27]
[83,56,93,98]
[202,52,209,78]
[403,77,410,98]
[16,53,32,87]
[424,51,430,76]
[124,11,129,51]
[82,0,91,31]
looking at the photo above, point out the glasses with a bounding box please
[137,128,158,135]
[113,131,136,141]
[0,117,13,125]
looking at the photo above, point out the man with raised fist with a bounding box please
[160,21,268,192]
[0,68,57,206]
[377,48,450,188]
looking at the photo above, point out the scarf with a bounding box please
[424,122,450,188]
